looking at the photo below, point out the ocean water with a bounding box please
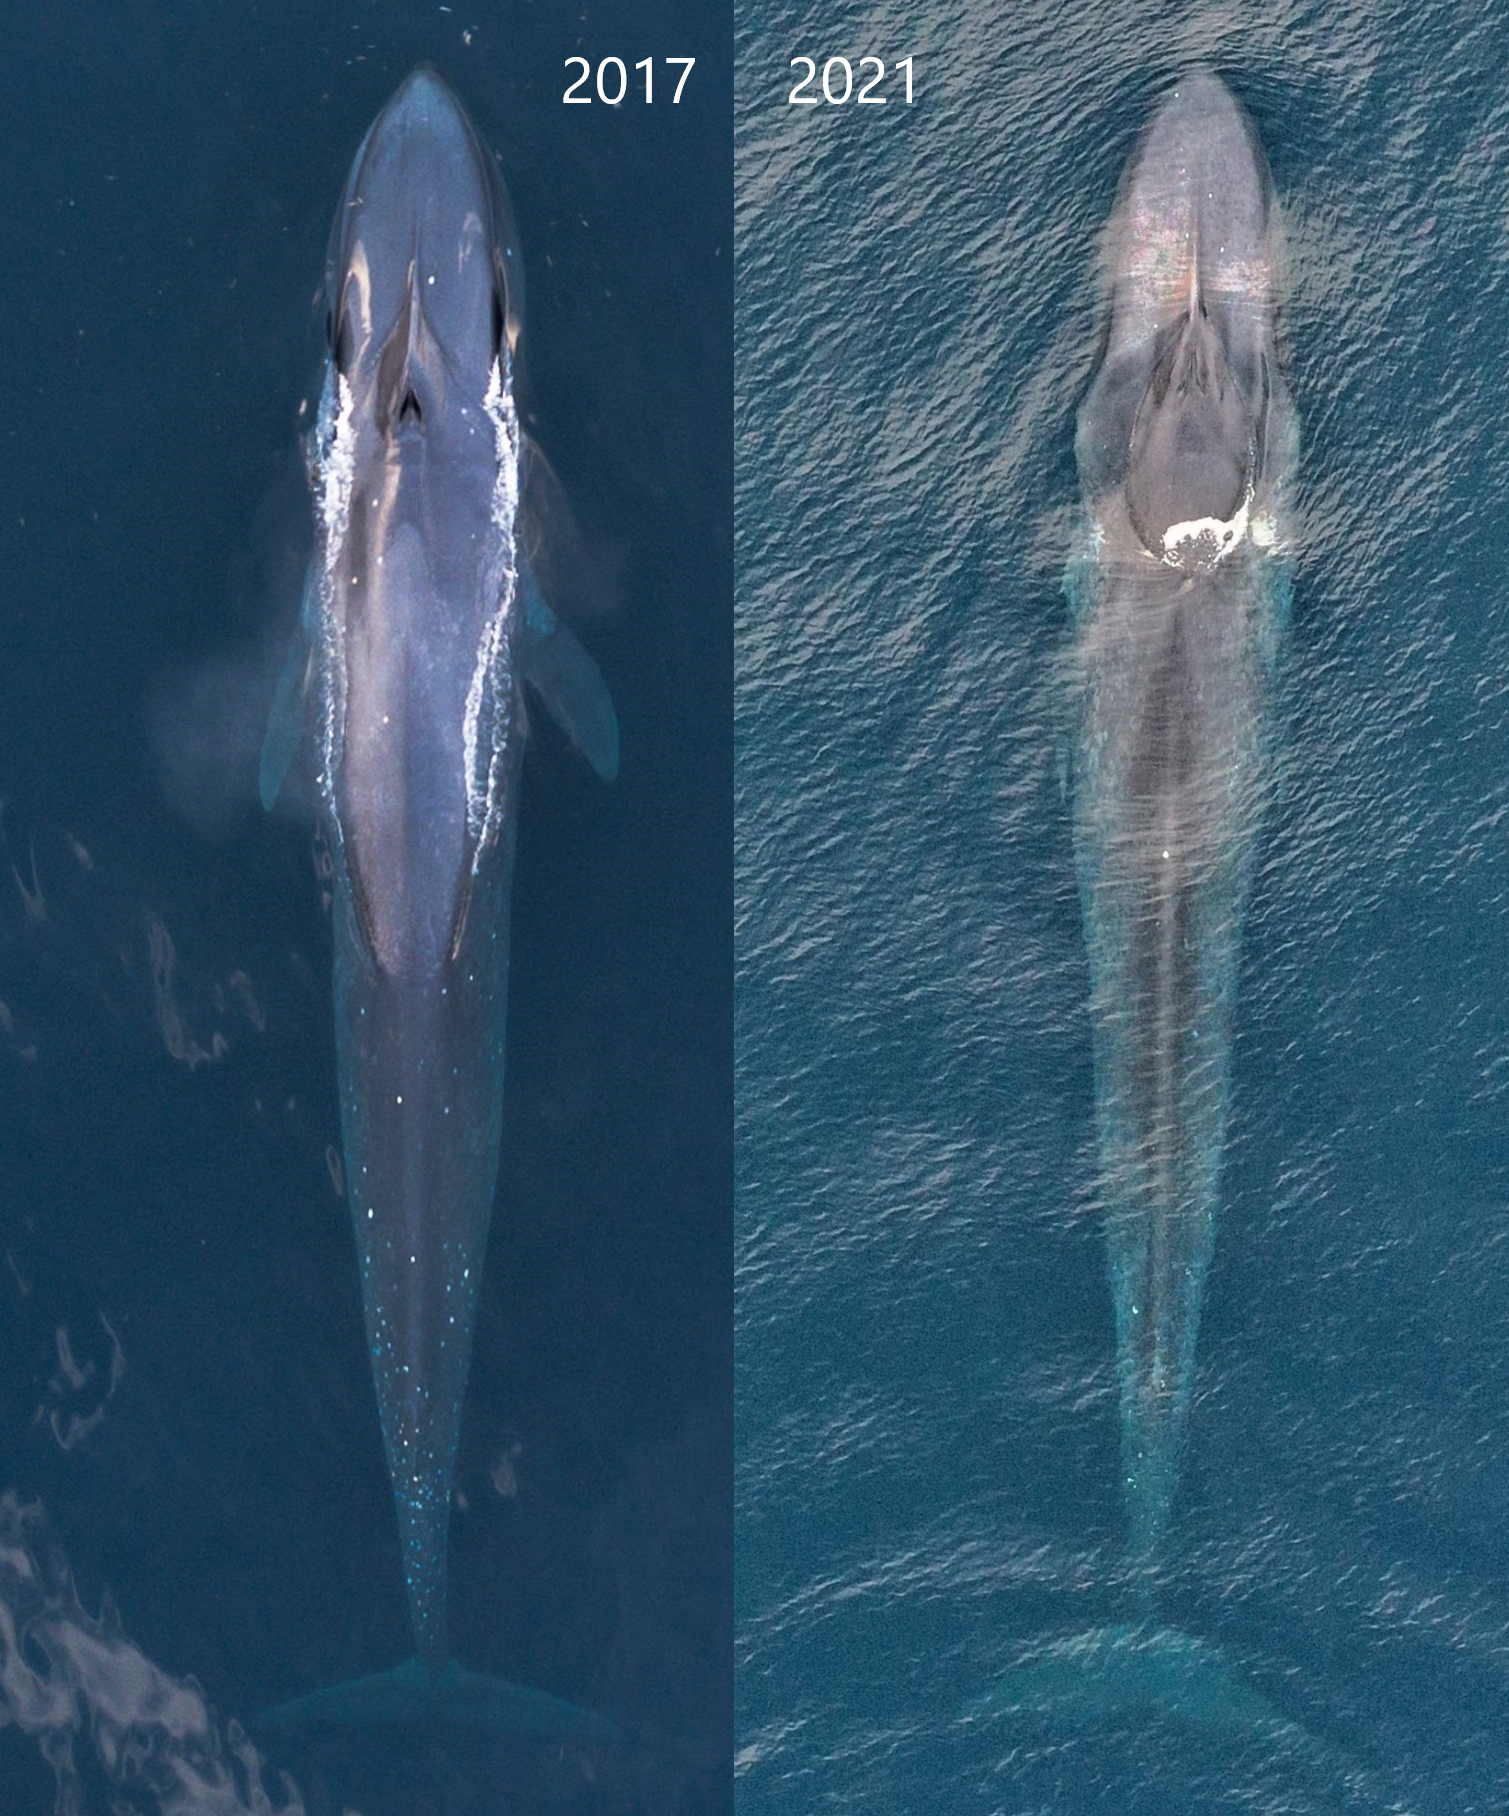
[0,4,730,1814]
[737,5,1509,1813]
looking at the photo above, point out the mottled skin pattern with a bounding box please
[1069,71,1295,1581]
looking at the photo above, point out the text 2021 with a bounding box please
[788,57,914,105]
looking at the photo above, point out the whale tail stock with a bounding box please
[255,1656,619,1741]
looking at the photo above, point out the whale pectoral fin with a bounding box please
[260,563,319,812]
[259,621,314,812]
[518,562,619,782]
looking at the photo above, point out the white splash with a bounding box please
[1161,493,1250,567]
[312,367,356,809]
[461,352,521,854]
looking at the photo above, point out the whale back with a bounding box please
[1124,305,1251,561]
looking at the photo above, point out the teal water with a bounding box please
[737,4,1509,1811]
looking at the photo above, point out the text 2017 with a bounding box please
[564,57,696,105]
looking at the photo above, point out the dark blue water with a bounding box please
[738,5,1509,1813]
[0,5,730,1812]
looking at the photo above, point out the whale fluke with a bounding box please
[967,1624,1422,1815]
[966,1622,1289,1734]
[256,1656,619,1740]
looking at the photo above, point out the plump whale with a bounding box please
[976,70,1295,1731]
[258,67,618,1734]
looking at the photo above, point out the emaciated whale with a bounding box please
[259,67,618,1734]
[977,70,1296,1730]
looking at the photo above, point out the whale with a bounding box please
[258,66,618,1734]
[1072,66,1293,1578]
[976,69,1296,1731]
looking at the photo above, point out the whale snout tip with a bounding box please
[1166,67,1240,116]
[377,65,469,140]
[1145,67,1257,159]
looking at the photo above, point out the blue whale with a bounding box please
[976,70,1297,1734]
[1070,67,1293,1578]
[259,67,617,1734]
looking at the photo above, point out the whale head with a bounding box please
[1125,306,1255,573]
